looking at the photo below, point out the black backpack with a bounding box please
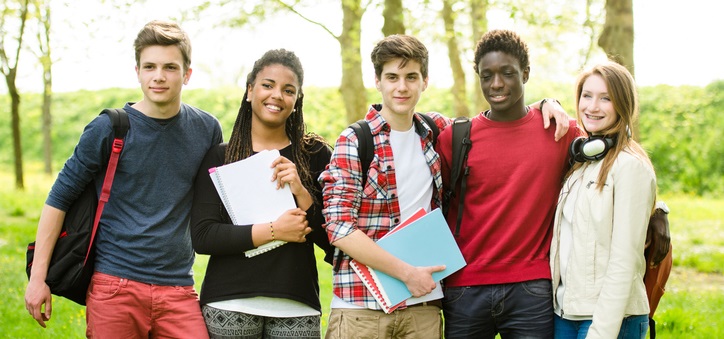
[443,117,472,237]
[334,114,472,271]
[26,108,129,305]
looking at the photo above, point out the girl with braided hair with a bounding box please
[190,49,334,339]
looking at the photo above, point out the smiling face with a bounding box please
[578,74,618,135]
[477,51,529,119]
[135,45,191,113]
[247,64,299,129]
[376,58,428,123]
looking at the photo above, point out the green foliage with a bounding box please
[638,81,724,196]
[1,81,722,196]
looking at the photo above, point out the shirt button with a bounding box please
[386,165,392,170]
[394,218,400,223]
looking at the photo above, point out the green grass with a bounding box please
[1,172,722,338]
[660,193,724,274]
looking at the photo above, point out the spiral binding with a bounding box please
[211,169,238,225]
[244,240,286,257]
[350,259,398,313]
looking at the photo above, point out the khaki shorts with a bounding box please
[325,303,442,339]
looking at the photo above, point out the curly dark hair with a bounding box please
[225,49,327,197]
[473,29,529,74]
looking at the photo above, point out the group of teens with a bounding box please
[25,19,670,339]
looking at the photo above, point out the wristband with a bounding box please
[270,222,275,240]
[540,98,561,112]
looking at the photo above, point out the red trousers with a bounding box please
[86,272,208,339]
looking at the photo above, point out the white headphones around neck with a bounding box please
[569,135,616,163]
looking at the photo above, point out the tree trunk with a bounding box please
[598,0,634,77]
[338,0,367,123]
[470,0,489,113]
[270,0,367,124]
[1,0,29,190]
[42,64,53,174]
[441,0,469,118]
[382,0,405,36]
[598,0,637,140]
[579,0,600,70]
[6,71,25,189]
[39,1,53,174]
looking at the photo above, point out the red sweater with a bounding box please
[436,108,580,286]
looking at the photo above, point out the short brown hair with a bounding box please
[371,34,429,79]
[134,20,192,72]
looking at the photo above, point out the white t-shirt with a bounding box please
[389,125,434,220]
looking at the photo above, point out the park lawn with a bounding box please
[0,173,721,338]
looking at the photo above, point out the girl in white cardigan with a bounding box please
[550,62,656,339]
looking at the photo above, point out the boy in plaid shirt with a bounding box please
[319,34,449,338]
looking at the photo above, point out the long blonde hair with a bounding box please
[569,62,653,191]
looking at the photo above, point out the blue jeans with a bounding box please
[442,279,553,338]
[553,314,648,339]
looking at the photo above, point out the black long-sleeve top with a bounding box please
[190,141,334,311]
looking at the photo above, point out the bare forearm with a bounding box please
[294,188,313,211]
[29,204,66,281]
[333,230,413,280]
[334,230,441,297]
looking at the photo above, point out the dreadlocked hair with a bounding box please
[225,49,328,199]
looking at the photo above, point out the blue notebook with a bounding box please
[350,208,466,312]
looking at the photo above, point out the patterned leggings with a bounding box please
[202,305,321,339]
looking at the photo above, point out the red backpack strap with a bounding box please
[84,109,129,265]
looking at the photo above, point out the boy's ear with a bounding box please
[522,66,530,84]
[183,67,193,85]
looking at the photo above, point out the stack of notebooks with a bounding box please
[208,149,296,257]
[350,208,467,313]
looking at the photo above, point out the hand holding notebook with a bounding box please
[208,149,297,257]
[350,208,466,313]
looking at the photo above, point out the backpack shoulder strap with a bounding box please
[449,117,471,194]
[85,108,129,266]
[349,119,373,186]
[446,116,472,237]
[101,108,130,140]
[417,113,439,146]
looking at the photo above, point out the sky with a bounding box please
[5,0,723,94]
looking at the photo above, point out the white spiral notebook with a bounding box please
[208,149,297,257]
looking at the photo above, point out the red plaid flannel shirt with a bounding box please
[319,104,451,310]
